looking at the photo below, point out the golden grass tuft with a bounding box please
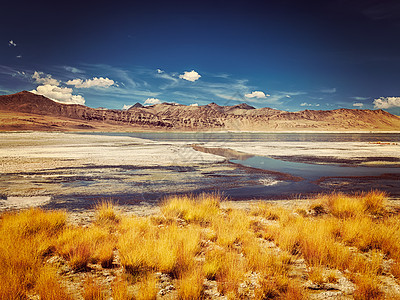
[95,200,120,226]
[56,226,114,270]
[35,266,73,300]
[161,193,222,225]
[353,275,383,300]
[308,267,325,285]
[134,274,158,300]
[118,221,200,276]
[212,209,251,247]
[214,250,247,296]
[318,190,388,218]
[0,208,67,298]
[83,277,106,300]
[112,277,132,300]
[178,267,204,300]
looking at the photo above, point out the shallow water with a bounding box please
[71,132,400,199]
[77,131,400,143]
[231,155,400,181]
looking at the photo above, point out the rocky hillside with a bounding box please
[0,91,399,131]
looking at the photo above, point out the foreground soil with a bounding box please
[1,192,400,299]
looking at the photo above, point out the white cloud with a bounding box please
[353,102,364,107]
[157,69,164,74]
[285,95,291,98]
[144,98,162,105]
[66,77,114,88]
[315,103,320,107]
[190,103,199,106]
[179,70,201,82]
[64,66,84,74]
[30,84,85,105]
[122,104,133,110]
[32,71,60,86]
[8,40,16,47]
[300,102,313,107]
[373,97,400,109]
[245,91,268,99]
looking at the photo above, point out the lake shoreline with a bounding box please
[1,131,399,212]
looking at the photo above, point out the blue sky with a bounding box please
[1,0,400,115]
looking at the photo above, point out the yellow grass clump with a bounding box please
[1,191,399,299]
[0,208,68,299]
[118,220,200,276]
[95,200,121,226]
[161,193,222,225]
[83,277,106,300]
[56,225,115,270]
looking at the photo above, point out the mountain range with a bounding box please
[0,91,399,131]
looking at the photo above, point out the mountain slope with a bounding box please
[0,91,399,131]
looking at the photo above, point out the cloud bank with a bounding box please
[144,98,162,105]
[373,97,400,109]
[32,71,60,86]
[31,84,85,105]
[245,91,268,98]
[66,77,114,88]
[179,70,201,82]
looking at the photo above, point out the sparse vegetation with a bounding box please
[1,191,400,299]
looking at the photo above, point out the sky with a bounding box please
[1,0,400,115]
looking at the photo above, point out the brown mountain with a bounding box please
[0,91,399,131]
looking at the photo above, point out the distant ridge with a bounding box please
[0,91,399,131]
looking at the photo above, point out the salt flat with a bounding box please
[0,132,224,173]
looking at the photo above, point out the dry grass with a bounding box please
[1,191,399,299]
[134,275,158,300]
[95,200,120,226]
[0,208,67,299]
[35,266,73,300]
[178,267,204,300]
[83,277,106,300]
[353,274,383,300]
[161,193,222,225]
[56,226,114,270]
[318,190,388,218]
[118,220,200,276]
